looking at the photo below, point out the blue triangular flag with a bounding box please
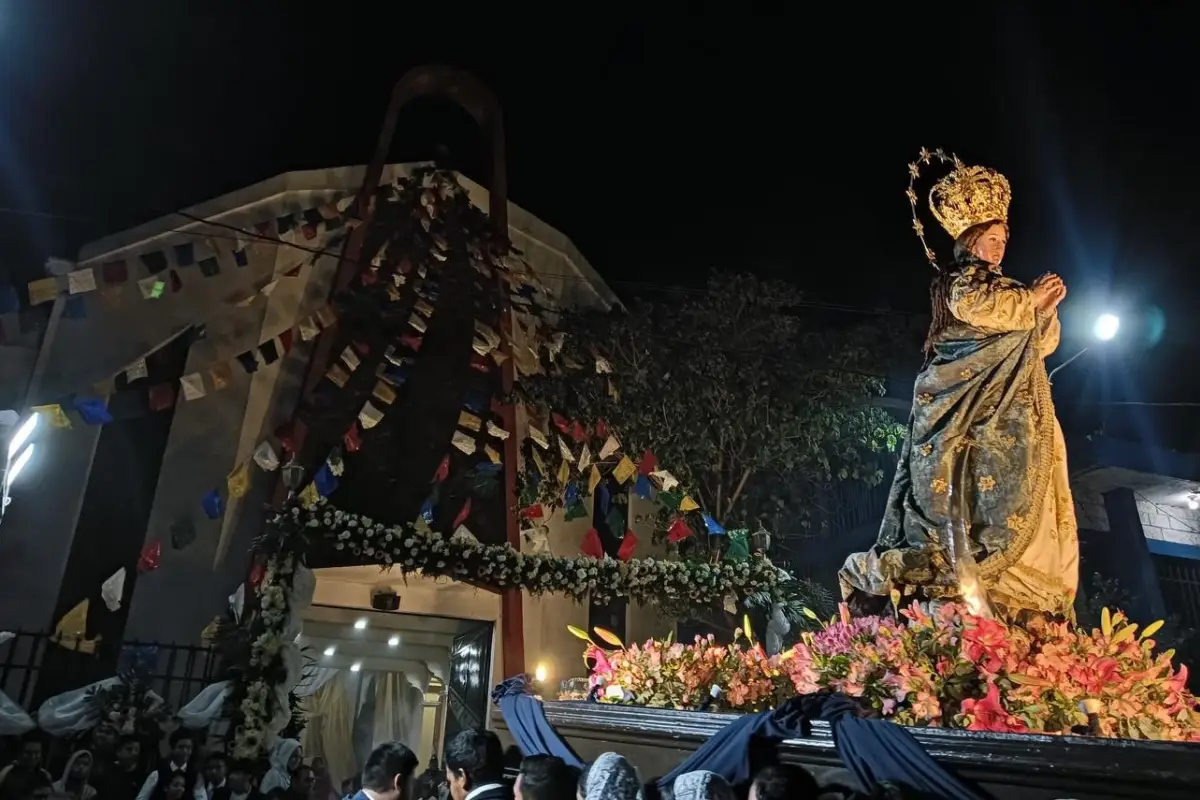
[0,283,19,314]
[314,463,339,497]
[597,483,611,515]
[420,495,435,523]
[71,395,113,426]
[202,489,224,520]
[233,248,248,267]
[633,473,653,500]
[173,243,195,267]
[63,296,87,319]
[463,390,487,414]
[565,482,580,505]
[702,513,726,535]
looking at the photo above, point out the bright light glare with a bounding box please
[534,664,548,683]
[387,635,400,647]
[1094,313,1120,341]
[354,618,368,630]
[7,445,34,484]
[1188,497,1199,511]
[350,662,362,672]
[7,416,38,458]
[323,645,336,656]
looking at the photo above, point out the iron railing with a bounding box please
[0,630,219,714]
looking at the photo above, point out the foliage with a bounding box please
[289,499,789,607]
[1080,572,1196,663]
[584,604,1200,741]
[518,272,904,545]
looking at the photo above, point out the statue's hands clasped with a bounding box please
[1032,273,1067,312]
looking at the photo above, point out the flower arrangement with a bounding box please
[581,604,1200,741]
[86,669,171,741]
[289,501,788,607]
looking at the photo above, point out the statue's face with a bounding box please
[971,222,1008,266]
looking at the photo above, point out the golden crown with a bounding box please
[906,148,1011,268]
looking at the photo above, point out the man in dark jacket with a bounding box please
[351,742,418,800]
[445,730,509,800]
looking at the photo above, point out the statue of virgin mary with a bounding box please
[840,149,1078,618]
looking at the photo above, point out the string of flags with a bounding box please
[24,198,354,314]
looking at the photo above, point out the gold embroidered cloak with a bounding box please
[840,265,1079,615]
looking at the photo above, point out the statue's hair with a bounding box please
[923,221,1007,356]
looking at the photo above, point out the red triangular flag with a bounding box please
[617,530,639,561]
[453,499,472,528]
[432,455,450,483]
[595,419,609,440]
[137,540,162,573]
[398,257,412,274]
[569,421,588,443]
[520,504,544,520]
[470,354,490,373]
[638,449,658,476]
[148,383,176,412]
[169,269,183,293]
[551,412,569,433]
[343,422,362,453]
[401,333,423,351]
[580,527,604,559]
[248,561,265,588]
[360,268,378,286]
[667,518,694,544]
[278,329,294,354]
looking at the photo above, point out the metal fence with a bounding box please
[1154,554,1200,633]
[0,630,219,714]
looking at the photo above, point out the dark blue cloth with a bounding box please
[491,676,584,768]
[658,693,984,800]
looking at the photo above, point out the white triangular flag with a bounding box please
[125,359,149,382]
[229,584,245,623]
[67,268,97,295]
[179,374,206,401]
[101,568,126,612]
[577,444,592,472]
[599,435,621,460]
[558,437,575,465]
[651,469,680,492]
[253,441,280,471]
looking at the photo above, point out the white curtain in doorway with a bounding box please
[303,673,358,791]
[372,671,428,754]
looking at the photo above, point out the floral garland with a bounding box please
[85,670,171,741]
[292,500,786,607]
[230,553,297,760]
[583,603,1200,741]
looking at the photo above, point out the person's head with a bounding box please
[228,760,254,793]
[953,220,1008,267]
[311,756,327,775]
[66,751,93,781]
[444,729,504,800]
[515,755,577,800]
[578,753,641,800]
[293,764,314,793]
[165,770,189,800]
[168,730,195,766]
[90,722,120,754]
[747,764,820,800]
[17,735,43,769]
[361,741,419,800]
[204,752,227,785]
[116,735,141,768]
[672,771,732,800]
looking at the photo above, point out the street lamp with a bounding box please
[1048,313,1120,384]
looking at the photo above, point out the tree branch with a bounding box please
[726,467,753,519]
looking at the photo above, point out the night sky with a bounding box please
[2,4,1197,445]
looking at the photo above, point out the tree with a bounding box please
[520,272,905,552]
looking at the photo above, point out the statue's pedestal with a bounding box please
[493,702,1199,799]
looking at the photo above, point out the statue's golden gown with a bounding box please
[840,264,1079,615]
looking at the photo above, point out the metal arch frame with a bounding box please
[283,64,525,677]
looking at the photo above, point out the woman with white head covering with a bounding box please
[672,771,734,800]
[578,752,643,800]
[259,738,303,795]
[53,749,98,800]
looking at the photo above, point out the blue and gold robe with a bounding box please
[840,264,1078,615]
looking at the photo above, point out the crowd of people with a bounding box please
[0,723,892,800]
[0,726,342,800]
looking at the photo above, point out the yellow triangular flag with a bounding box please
[557,458,570,485]
[33,404,72,429]
[54,599,89,641]
[679,495,700,512]
[531,448,547,477]
[612,455,637,484]
[226,462,250,499]
[588,465,602,495]
[299,483,320,509]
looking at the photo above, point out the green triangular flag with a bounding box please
[604,504,626,537]
[723,529,750,562]
[564,498,588,521]
[657,490,682,510]
[170,517,197,550]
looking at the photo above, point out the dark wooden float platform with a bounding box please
[493,701,1200,799]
